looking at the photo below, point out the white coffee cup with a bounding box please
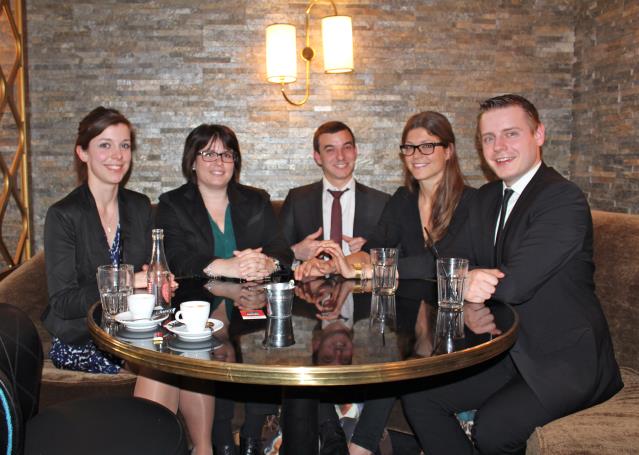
[175,301,210,333]
[127,293,155,320]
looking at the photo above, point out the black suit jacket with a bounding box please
[43,185,152,345]
[366,186,476,280]
[156,181,293,277]
[279,180,390,247]
[461,163,622,416]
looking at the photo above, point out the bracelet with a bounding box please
[352,263,362,280]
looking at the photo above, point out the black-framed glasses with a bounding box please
[399,142,446,156]
[197,150,235,163]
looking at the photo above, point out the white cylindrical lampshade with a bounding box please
[321,15,353,73]
[266,23,297,84]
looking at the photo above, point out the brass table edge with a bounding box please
[88,303,519,386]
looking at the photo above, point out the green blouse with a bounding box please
[209,205,237,260]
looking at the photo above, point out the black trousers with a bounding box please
[401,354,559,455]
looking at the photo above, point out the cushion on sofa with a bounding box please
[0,251,137,408]
[526,367,639,454]
[0,251,51,352]
[591,210,639,371]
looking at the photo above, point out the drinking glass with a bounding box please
[370,248,398,295]
[97,264,134,320]
[436,258,469,310]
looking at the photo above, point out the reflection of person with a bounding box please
[43,107,212,455]
[280,121,389,263]
[43,106,150,373]
[402,94,623,454]
[296,112,475,455]
[312,320,354,366]
[157,124,293,282]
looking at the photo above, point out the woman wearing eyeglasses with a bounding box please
[295,111,475,455]
[156,123,292,455]
[157,124,292,282]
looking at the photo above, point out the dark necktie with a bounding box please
[328,189,348,246]
[495,188,515,264]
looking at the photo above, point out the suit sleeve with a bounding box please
[156,197,217,277]
[44,206,100,319]
[493,183,591,305]
[256,192,295,269]
[279,190,297,246]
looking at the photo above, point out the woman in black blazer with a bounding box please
[156,124,292,281]
[156,124,292,455]
[43,106,151,370]
[44,107,214,455]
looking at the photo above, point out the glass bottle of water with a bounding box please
[147,228,171,310]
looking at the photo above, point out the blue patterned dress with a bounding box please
[49,226,124,374]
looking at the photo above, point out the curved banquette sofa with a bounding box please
[0,206,637,454]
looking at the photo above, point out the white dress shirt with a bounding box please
[494,161,542,241]
[322,177,356,255]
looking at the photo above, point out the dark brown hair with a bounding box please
[400,111,465,243]
[312,121,356,153]
[182,124,242,184]
[74,106,135,183]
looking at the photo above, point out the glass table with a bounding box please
[89,276,518,454]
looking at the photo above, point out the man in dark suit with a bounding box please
[280,121,390,263]
[401,94,623,454]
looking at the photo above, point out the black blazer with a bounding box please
[279,180,390,246]
[461,163,622,416]
[365,186,476,280]
[156,181,293,277]
[43,185,152,345]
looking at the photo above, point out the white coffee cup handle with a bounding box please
[175,311,184,322]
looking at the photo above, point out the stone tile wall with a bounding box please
[26,0,578,248]
[571,0,639,213]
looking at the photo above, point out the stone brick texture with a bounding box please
[20,0,637,250]
[571,0,639,214]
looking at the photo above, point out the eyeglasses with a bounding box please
[399,142,446,156]
[197,150,235,163]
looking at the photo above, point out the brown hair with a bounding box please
[400,111,465,242]
[182,124,242,184]
[312,121,356,153]
[74,106,135,184]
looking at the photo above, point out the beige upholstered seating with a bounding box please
[0,250,136,408]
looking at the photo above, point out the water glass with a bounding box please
[97,264,134,320]
[370,248,398,295]
[436,258,469,310]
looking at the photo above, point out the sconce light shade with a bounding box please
[321,15,353,73]
[266,23,297,83]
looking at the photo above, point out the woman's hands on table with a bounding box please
[203,248,279,281]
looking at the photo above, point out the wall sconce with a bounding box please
[265,1,354,106]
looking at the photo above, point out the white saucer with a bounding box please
[165,318,223,342]
[115,311,168,332]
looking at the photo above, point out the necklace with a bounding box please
[102,206,118,236]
